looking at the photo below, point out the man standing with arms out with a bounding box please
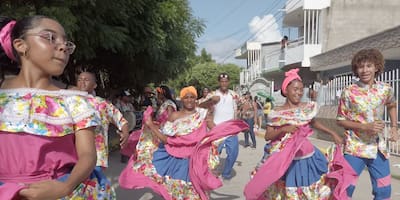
[77,71,130,168]
[209,73,240,180]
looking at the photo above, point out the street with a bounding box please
[105,135,400,200]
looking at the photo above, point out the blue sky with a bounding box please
[189,0,287,66]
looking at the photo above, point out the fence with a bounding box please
[318,68,400,156]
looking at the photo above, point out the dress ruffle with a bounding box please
[119,107,248,200]
[0,88,100,136]
[244,102,356,200]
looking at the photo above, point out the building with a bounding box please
[236,0,400,154]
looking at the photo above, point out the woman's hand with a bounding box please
[331,133,344,145]
[19,180,72,200]
[144,116,157,130]
[119,131,129,148]
[389,127,399,142]
[206,112,215,129]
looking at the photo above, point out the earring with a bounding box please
[23,50,27,57]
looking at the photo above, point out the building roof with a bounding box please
[310,25,400,71]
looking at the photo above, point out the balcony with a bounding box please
[280,38,322,67]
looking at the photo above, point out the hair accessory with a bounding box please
[0,20,16,61]
[180,86,197,99]
[281,68,302,94]
[156,87,164,95]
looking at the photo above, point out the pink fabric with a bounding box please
[165,122,208,158]
[326,145,358,200]
[118,108,248,200]
[120,107,153,157]
[377,175,391,187]
[244,125,313,200]
[281,68,302,94]
[0,20,16,61]
[189,120,248,200]
[120,129,141,157]
[157,110,169,126]
[0,132,77,199]
[119,156,172,200]
[294,140,314,158]
[0,183,26,200]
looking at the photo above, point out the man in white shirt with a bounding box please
[211,73,240,180]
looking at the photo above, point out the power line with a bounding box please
[221,0,302,63]
[198,0,283,44]
[206,0,247,30]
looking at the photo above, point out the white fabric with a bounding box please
[213,89,236,124]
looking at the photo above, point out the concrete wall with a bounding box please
[320,0,400,52]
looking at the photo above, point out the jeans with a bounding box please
[345,152,391,199]
[218,135,239,179]
[243,118,256,147]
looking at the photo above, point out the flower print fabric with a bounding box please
[245,101,356,200]
[337,81,395,159]
[0,88,115,199]
[88,96,128,168]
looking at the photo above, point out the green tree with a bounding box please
[0,0,204,96]
[168,59,241,93]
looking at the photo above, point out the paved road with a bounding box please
[105,135,400,200]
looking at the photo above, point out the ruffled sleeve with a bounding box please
[0,89,100,136]
[64,94,100,132]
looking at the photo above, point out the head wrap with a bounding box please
[281,68,302,95]
[180,86,197,99]
[0,20,16,61]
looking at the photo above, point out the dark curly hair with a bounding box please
[351,48,384,78]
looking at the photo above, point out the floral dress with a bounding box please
[244,102,356,200]
[0,89,115,200]
[119,107,248,200]
[88,96,127,168]
[121,99,177,158]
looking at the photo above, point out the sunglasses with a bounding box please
[219,74,229,78]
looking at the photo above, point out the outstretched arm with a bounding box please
[337,119,384,136]
[145,115,168,144]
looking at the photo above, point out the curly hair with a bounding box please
[351,48,384,78]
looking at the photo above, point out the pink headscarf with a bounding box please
[0,20,16,61]
[281,68,302,95]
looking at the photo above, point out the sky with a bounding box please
[189,0,287,67]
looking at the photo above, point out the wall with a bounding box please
[320,0,400,52]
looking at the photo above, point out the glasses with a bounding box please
[23,31,76,54]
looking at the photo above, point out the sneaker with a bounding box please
[251,145,256,149]
[244,144,250,148]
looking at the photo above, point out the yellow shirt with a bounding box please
[263,102,272,115]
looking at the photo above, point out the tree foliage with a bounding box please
[168,49,241,93]
[0,0,204,96]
